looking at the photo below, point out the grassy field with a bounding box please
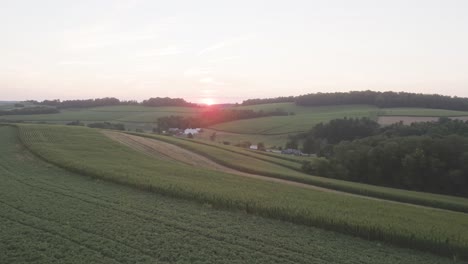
[15,124,468,260]
[380,108,468,117]
[0,105,201,123]
[197,128,290,148]
[212,104,380,135]
[213,104,468,136]
[129,131,468,214]
[3,126,454,263]
[4,103,468,148]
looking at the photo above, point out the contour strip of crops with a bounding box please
[127,131,468,214]
[16,124,468,260]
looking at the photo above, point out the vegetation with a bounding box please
[28,96,196,109]
[87,122,125,131]
[16,124,468,260]
[141,97,196,107]
[127,131,468,214]
[3,126,450,263]
[296,118,468,197]
[243,90,468,111]
[210,104,378,135]
[0,106,59,115]
[157,108,289,132]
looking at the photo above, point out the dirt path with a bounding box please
[103,131,453,211]
[103,131,342,193]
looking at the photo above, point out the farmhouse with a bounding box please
[184,128,201,135]
[249,145,258,150]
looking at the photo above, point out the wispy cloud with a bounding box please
[199,77,228,85]
[184,67,213,76]
[133,46,188,58]
[57,60,102,65]
[208,56,240,63]
[197,36,249,56]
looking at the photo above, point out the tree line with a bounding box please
[26,97,196,109]
[296,118,468,197]
[157,108,290,132]
[242,90,468,111]
[0,106,59,115]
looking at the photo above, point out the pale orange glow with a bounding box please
[201,98,215,105]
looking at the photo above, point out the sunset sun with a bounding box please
[201,98,215,106]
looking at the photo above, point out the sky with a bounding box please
[1,0,468,104]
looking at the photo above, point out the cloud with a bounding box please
[133,46,187,58]
[197,36,249,56]
[184,67,213,76]
[208,56,240,63]
[62,16,179,52]
[57,60,102,65]
[199,77,228,85]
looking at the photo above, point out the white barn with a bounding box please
[184,128,201,135]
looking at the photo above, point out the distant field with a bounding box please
[0,105,201,123]
[378,116,468,125]
[380,107,468,117]
[197,128,289,148]
[16,124,468,260]
[212,104,380,134]
[3,126,450,263]
[3,103,468,148]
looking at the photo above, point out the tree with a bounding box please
[187,133,194,139]
[257,142,266,151]
[210,132,217,141]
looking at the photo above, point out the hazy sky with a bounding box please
[1,0,468,103]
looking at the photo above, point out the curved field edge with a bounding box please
[0,126,460,264]
[127,131,468,214]
[15,124,468,260]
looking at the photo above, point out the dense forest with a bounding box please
[242,91,468,111]
[157,108,290,132]
[296,118,468,197]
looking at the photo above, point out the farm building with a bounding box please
[184,128,201,135]
[281,148,303,156]
[249,145,258,150]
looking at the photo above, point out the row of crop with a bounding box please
[16,124,468,260]
[1,125,453,264]
[127,131,468,214]
[177,136,304,169]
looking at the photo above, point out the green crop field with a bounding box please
[129,131,468,214]
[0,126,458,263]
[212,104,380,135]
[14,124,468,260]
[0,105,201,123]
[4,103,468,148]
[380,108,468,117]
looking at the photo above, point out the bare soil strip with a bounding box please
[103,131,340,193]
[103,131,451,210]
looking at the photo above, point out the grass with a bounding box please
[15,124,468,260]
[197,128,290,148]
[212,104,380,135]
[0,105,201,123]
[129,131,468,214]
[2,126,454,263]
[380,108,468,117]
[4,103,468,149]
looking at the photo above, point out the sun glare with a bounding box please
[201,98,215,106]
